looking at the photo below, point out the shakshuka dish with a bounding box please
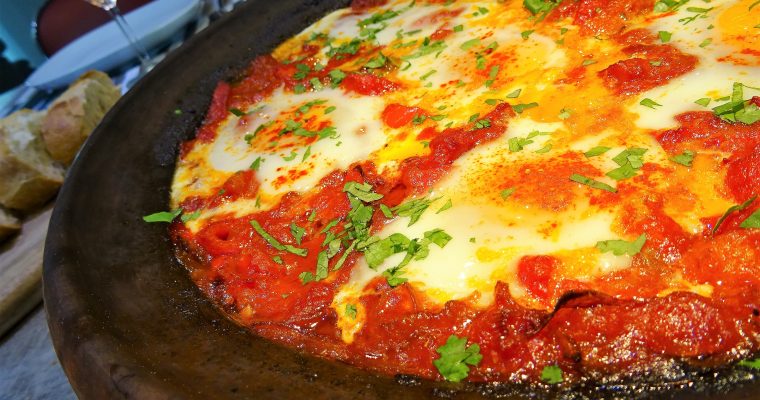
[149,0,760,386]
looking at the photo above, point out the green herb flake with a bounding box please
[453,24,464,32]
[344,182,384,202]
[570,173,617,193]
[596,233,647,256]
[365,53,388,69]
[640,98,663,109]
[325,106,336,114]
[329,69,347,86]
[658,30,672,43]
[180,210,202,222]
[433,335,483,382]
[699,38,712,48]
[380,204,394,218]
[345,304,358,319]
[541,365,564,384]
[694,97,711,107]
[740,209,760,229]
[436,199,453,214]
[282,150,298,161]
[460,38,481,51]
[713,196,757,234]
[506,88,522,98]
[250,220,308,256]
[582,59,597,66]
[558,108,571,120]
[290,223,305,245]
[143,209,182,223]
[512,102,539,113]
[500,188,516,199]
[521,30,534,40]
[670,150,695,167]
[584,146,611,158]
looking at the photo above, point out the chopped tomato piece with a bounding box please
[341,73,400,96]
[381,104,428,128]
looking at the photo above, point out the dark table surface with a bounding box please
[0,303,76,400]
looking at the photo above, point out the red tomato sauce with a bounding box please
[173,103,760,382]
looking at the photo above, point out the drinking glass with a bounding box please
[83,0,152,69]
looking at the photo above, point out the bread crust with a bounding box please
[0,109,64,211]
[41,71,121,165]
[0,206,20,242]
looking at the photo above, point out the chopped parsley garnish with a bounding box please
[582,59,597,66]
[460,38,481,51]
[282,150,298,161]
[713,196,757,234]
[741,209,760,229]
[293,84,306,94]
[506,88,522,98]
[658,30,672,43]
[403,38,447,60]
[343,182,384,202]
[670,150,695,167]
[640,98,662,109]
[365,53,388,69]
[297,99,327,115]
[521,30,534,40]
[327,39,362,58]
[345,304,358,319]
[379,204,394,218]
[596,233,647,256]
[509,137,534,152]
[293,63,310,80]
[739,358,760,369]
[329,69,347,86]
[436,199,453,214]
[229,108,246,117]
[180,210,202,222]
[143,209,181,223]
[302,145,312,162]
[606,147,647,181]
[540,365,564,384]
[325,106,336,114]
[290,223,305,245]
[500,187,515,199]
[250,220,308,256]
[558,108,571,119]
[474,119,491,129]
[584,146,611,158]
[570,173,617,193]
[694,97,711,107]
[654,0,689,13]
[699,38,712,48]
[511,102,539,113]
[420,69,437,80]
[453,24,464,32]
[393,197,437,226]
[712,83,760,124]
[433,335,483,382]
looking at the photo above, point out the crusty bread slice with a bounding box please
[0,206,20,242]
[41,70,121,165]
[0,109,65,211]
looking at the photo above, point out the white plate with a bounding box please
[26,0,202,90]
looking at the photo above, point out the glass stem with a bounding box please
[106,6,151,66]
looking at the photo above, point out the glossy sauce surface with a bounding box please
[170,0,760,383]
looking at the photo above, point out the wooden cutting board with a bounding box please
[0,205,52,336]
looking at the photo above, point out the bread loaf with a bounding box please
[41,70,121,165]
[0,206,20,242]
[0,109,65,211]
